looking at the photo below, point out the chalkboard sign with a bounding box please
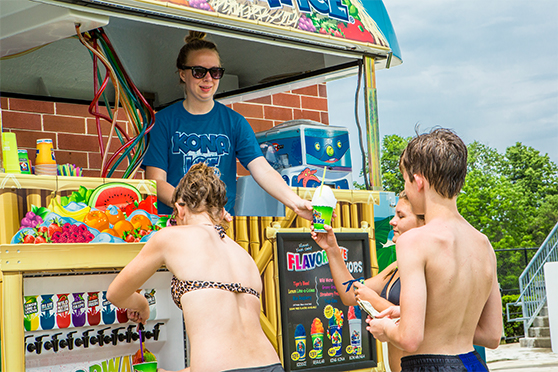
[276,232,377,372]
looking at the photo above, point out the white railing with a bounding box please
[506,222,558,335]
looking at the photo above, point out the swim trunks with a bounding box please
[400,350,489,371]
[222,363,285,372]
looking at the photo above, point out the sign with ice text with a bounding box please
[276,232,377,371]
[88,0,395,54]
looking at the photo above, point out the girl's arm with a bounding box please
[107,231,167,323]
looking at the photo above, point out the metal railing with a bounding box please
[507,222,558,334]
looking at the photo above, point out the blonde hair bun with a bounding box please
[185,31,207,44]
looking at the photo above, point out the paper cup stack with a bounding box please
[35,139,57,176]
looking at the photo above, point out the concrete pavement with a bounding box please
[486,342,558,371]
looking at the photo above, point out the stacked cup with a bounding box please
[35,138,57,176]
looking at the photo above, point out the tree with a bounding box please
[380,134,410,193]
[372,135,558,293]
[353,134,410,191]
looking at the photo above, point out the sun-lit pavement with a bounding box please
[486,342,558,371]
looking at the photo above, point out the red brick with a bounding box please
[294,109,321,122]
[246,96,272,105]
[7,129,56,149]
[1,111,42,131]
[9,98,54,114]
[320,112,329,125]
[83,169,100,178]
[264,106,293,121]
[236,161,250,176]
[43,115,87,134]
[231,103,264,119]
[248,118,274,133]
[58,133,102,152]
[55,102,93,117]
[54,150,89,167]
[89,151,131,171]
[292,85,318,96]
[108,170,127,179]
[1,97,8,109]
[86,118,130,137]
[272,93,301,108]
[318,84,327,98]
[133,169,145,179]
[301,96,328,111]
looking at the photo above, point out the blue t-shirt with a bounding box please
[142,101,262,215]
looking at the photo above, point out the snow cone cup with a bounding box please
[133,361,157,372]
[311,332,324,359]
[312,184,337,233]
[294,324,306,361]
[349,318,362,354]
[329,325,343,357]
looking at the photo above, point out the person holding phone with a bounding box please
[107,163,284,372]
[143,31,312,221]
[311,191,424,371]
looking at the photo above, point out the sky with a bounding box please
[327,0,558,185]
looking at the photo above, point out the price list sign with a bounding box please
[276,232,377,372]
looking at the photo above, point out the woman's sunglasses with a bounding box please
[181,66,225,80]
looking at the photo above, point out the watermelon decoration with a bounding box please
[88,182,142,211]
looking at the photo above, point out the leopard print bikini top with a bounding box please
[170,224,260,310]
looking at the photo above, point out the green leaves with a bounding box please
[380,134,410,193]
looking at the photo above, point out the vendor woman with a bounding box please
[143,31,312,219]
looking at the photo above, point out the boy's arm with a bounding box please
[474,259,503,349]
[367,231,427,352]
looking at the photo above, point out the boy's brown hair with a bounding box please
[399,128,467,198]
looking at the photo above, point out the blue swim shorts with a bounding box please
[400,350,489,371]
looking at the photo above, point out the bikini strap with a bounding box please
[214,225,226,239]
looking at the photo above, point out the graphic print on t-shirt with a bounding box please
[172,132,231,173]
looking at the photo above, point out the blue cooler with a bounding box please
[256,120,353,189]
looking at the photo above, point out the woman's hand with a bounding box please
[293,199,314,221]
[311,224,338,251]
[125,294,150,325]
[353,281,377,303]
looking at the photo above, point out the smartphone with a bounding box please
[357,299,380,319]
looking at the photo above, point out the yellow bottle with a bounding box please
[35,138,56,165]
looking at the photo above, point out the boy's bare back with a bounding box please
[396,214,498,355]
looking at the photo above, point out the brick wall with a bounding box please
[1,83,328,178]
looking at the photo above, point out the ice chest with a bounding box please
[255,119,352,172]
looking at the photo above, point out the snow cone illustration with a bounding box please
[310,318,324,359]
[294,324,307,361]
[348,305,362,354]
[327,308,344,357]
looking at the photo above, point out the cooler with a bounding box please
[256,119,353,189]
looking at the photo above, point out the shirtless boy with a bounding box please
[366,128,503,371]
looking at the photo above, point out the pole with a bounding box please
[363,56,382,190]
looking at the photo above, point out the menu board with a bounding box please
[276,232,376,372]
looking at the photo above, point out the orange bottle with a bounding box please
[35,138,56,165]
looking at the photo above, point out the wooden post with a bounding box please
[1,272,24,371]
[363,56,383,190]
